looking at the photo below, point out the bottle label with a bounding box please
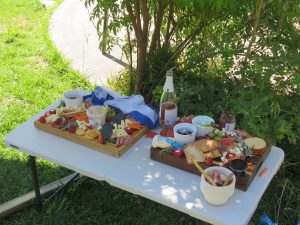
[224,122,235,132]
[164,107,177,126]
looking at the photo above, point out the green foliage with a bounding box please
[107,69,132,96]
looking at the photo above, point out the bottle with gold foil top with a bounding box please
[159,69,177,128]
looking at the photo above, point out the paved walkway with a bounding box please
[48,0,125,85]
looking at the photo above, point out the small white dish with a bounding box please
[173,123,196,145]
[200,166,236,205]
[63,90,83,108]
[192,116,215,137]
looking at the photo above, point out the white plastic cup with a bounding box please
[87,105,107,128]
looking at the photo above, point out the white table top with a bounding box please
[3,104,284,225]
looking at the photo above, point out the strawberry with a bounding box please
[145,131,158,138]
[205,157,213,166]
[166,129,174,138]
[68,125,76,133]
[160,129,167,137]
[173,149,184,157]
[39,116,46,124]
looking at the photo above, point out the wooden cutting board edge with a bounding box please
[34,120,148,158]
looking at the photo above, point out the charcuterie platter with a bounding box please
[149,116,272,191]
[34,89,155,158]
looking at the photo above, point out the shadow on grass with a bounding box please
[0,153,70,204]
[1,176,209,225]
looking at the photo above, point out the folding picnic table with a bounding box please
[2,101,284,225]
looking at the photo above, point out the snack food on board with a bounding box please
[186,139,219,153]
[245,137,267,154]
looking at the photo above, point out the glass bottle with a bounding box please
[160,69,177,128]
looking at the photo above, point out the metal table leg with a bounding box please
[0,155,80,219]
[28,156,42,210]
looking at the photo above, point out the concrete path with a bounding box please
[49,0,125,85]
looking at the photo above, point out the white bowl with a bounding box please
[200,166,236,205]
[192,116,215,137]
[173,123,196,145]
[63,90,83,108]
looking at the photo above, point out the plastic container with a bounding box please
[200,166,236,205]
[173,123,196,145]
[192,116,215,137]
[87,105,107,128]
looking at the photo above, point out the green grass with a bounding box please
[0,1,299,225]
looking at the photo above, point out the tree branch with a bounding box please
[134,0,142,38]
[126,4,138,38]
[244,0,264,62]
[165,0,174,45]
[141,0,150,34]
[149,0,166,54]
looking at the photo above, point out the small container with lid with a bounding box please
[219,111,236,132]
[87,105,107,128]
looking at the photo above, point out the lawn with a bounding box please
[0,0,299,225]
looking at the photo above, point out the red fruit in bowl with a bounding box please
[39,116,46,124]
[68,125,76,133]
[173,149,184,157]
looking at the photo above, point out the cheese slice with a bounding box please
[245,137,267,154]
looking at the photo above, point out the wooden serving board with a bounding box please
[150,144,271,191]
[34,121,148,158]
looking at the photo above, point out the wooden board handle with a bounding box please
[191,158,217,186]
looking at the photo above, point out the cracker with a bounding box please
[76,128,86,136]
